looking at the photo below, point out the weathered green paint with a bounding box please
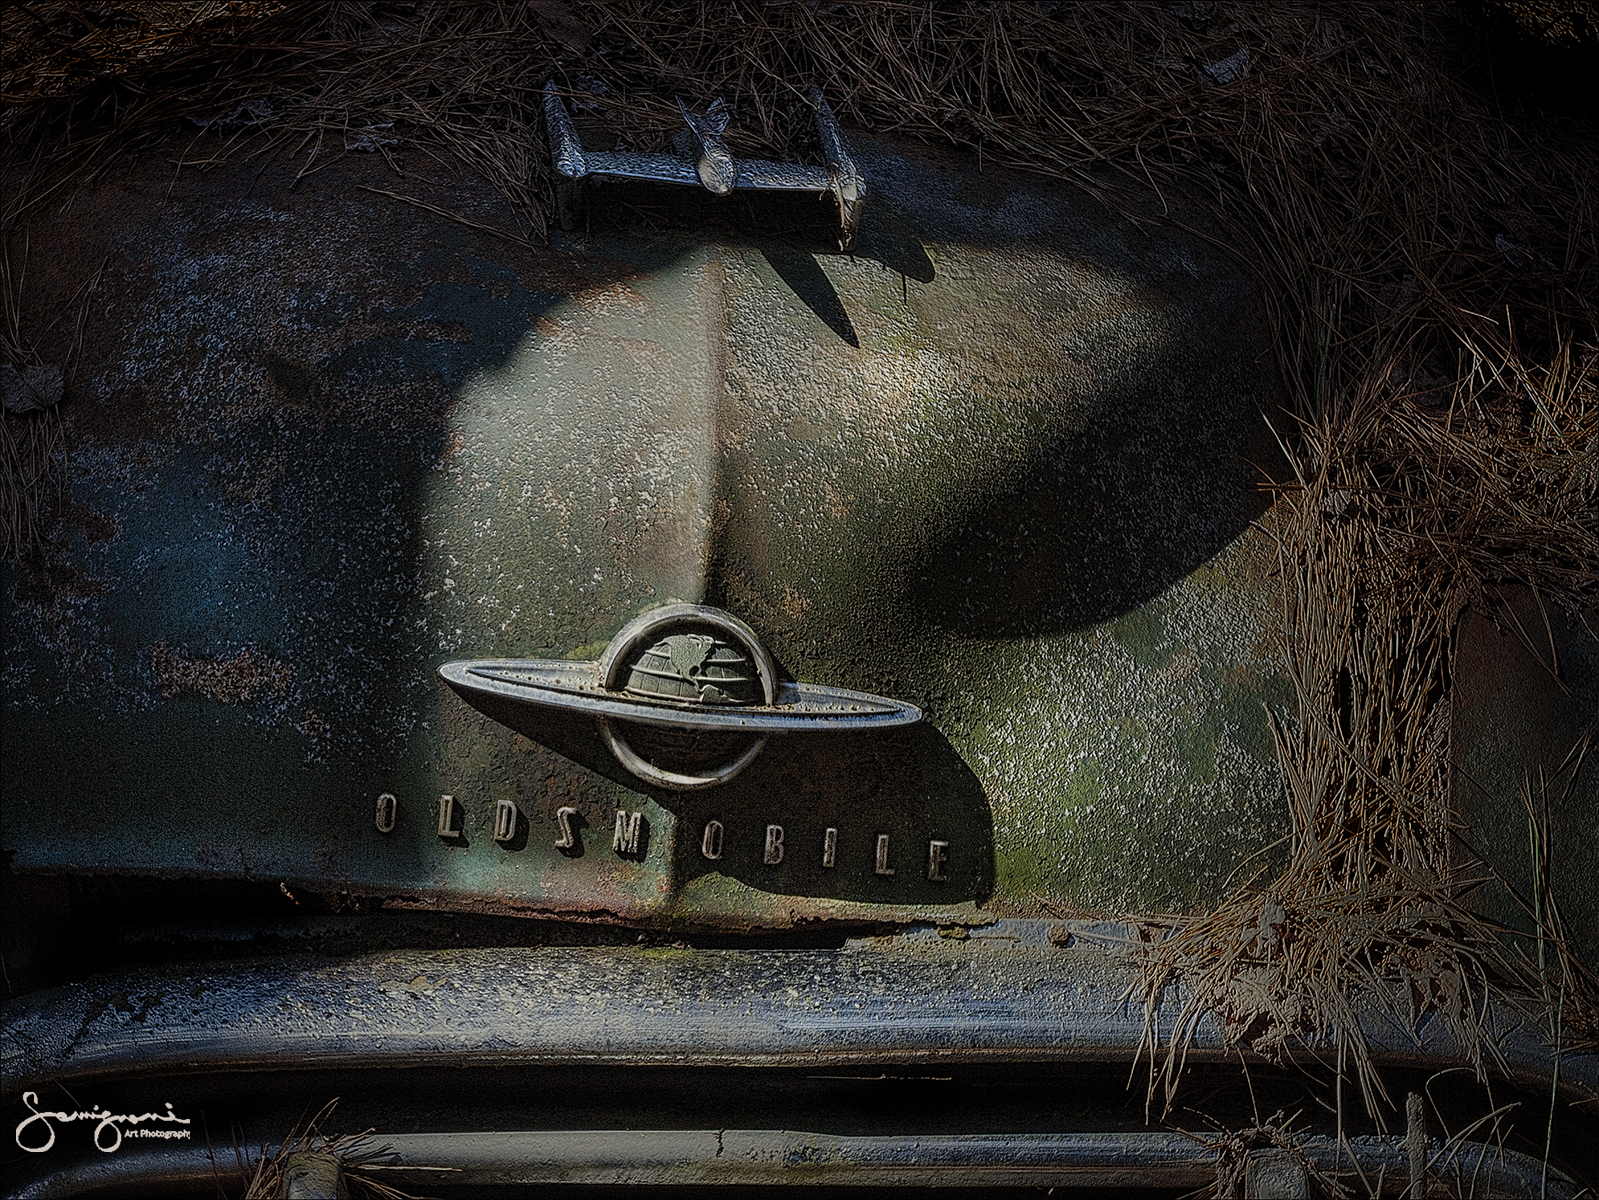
[1454,589,1599,967]
[3,136,1292,927]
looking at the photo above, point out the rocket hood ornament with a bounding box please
[543,82,867,250]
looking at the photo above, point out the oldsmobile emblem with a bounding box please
[439,604,919,790]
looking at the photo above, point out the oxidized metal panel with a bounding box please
[2,136,1289,928]
[1453,588,1599,967]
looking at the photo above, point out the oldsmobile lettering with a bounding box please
[690,820,950,880]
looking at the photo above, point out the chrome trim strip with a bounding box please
[5,923,1590,1106]
[447,662,919,730]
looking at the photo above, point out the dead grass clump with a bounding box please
[1131,322,1596,1124]
[1134,451,1478,1121]
[1,231,65,560]
[1377,328,1599,608]
[0,406,64,561]
[238,1099,435,1200]
[1,2,293,105]
[1197,1109,1348,1200]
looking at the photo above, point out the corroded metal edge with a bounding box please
[9,1131,1583,1197]
[4,922,1590,1106]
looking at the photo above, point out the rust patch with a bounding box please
[298,708,327,741]
[398,319,475,344]
[12,548,104,607]
[150,642,293,703]
[218,454,286,506]
[704,495,732,549]
[9,143,652,473]
[62,501,118,543]
[780,583,812,620]
[819,479,850,520]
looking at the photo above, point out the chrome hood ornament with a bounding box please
[543,82,866,249]
[440,604,919,790]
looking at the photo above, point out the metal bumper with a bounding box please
[12,1130,1584,1197]
[8,922,1587,1087]
[5,921,1591,1196]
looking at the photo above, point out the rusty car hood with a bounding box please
[7,134,1284,933]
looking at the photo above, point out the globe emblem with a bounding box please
[623,632,761,706]
[596,606,778,789]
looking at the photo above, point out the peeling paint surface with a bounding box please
[2,139,1290,926]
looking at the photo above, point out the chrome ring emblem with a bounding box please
[596,606,776,790]
[439,603,920,790]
